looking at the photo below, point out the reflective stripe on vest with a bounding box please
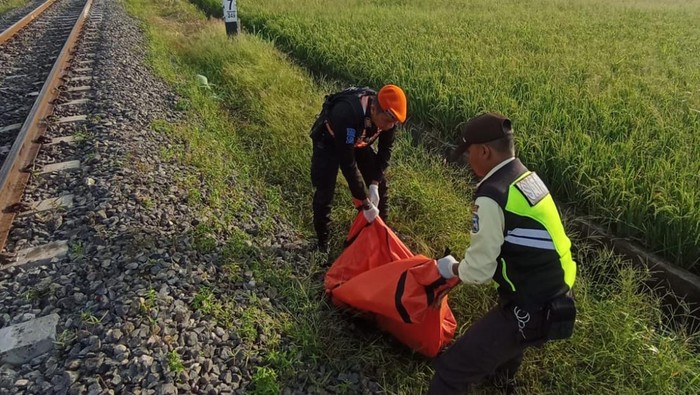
[504,227,555,250]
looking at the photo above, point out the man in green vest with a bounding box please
[428,112,577,394]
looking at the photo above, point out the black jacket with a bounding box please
[326,98,396,200]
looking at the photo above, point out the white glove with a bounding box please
[368,184,380,207]
[436,255,458,279]
[362,201,379,223]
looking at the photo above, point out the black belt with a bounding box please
[498,298,545,313]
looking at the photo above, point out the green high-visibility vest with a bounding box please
[477,159,576,307]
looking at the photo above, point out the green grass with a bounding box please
[0,0,29,17]
[80,310,104,325]
[238,0,700,272]
[188,0,221,18]
[191,223,218,253]
[123,0,700,393]
[167,350,185,374]
[250,366,280,395]
[69,240,84,259]
[139,288,157,312]
[192,287,233,326]
[55,329,77,350]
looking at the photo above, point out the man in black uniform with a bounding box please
[310,84,407,252]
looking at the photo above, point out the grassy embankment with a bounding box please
[125,0,699,393]
[0,0,30,17]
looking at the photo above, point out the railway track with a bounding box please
[0,0,102,266]
[0,0,59,42]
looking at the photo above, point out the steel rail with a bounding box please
[0,0,59,44]
[0,0,93,251]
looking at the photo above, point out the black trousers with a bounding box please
[427,304,546,394]
[310,136,388,245]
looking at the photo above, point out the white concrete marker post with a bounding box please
[223,0,239,36]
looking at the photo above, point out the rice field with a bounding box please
[237,0,700,272]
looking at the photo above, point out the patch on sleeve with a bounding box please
[472,213,480,233]
[345,128,356,144]
[515,172,550,206]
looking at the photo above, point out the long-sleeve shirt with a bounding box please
[327,100,396,200]
[457,157,516,284]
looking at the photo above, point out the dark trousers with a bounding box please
[310,136,388,246]
[427,304,546,395]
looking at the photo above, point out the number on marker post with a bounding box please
[222,0,239,35]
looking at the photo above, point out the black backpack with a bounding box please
[310,86,376,139]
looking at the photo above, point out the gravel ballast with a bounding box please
[0,0,47,31]
[0,0,388,393]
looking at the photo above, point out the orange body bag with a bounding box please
[324,214,460,357]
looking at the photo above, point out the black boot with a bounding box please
[316,238,329,254]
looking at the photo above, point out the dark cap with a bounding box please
[453,112,512,155]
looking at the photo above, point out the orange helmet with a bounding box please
[377,84,407,123]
